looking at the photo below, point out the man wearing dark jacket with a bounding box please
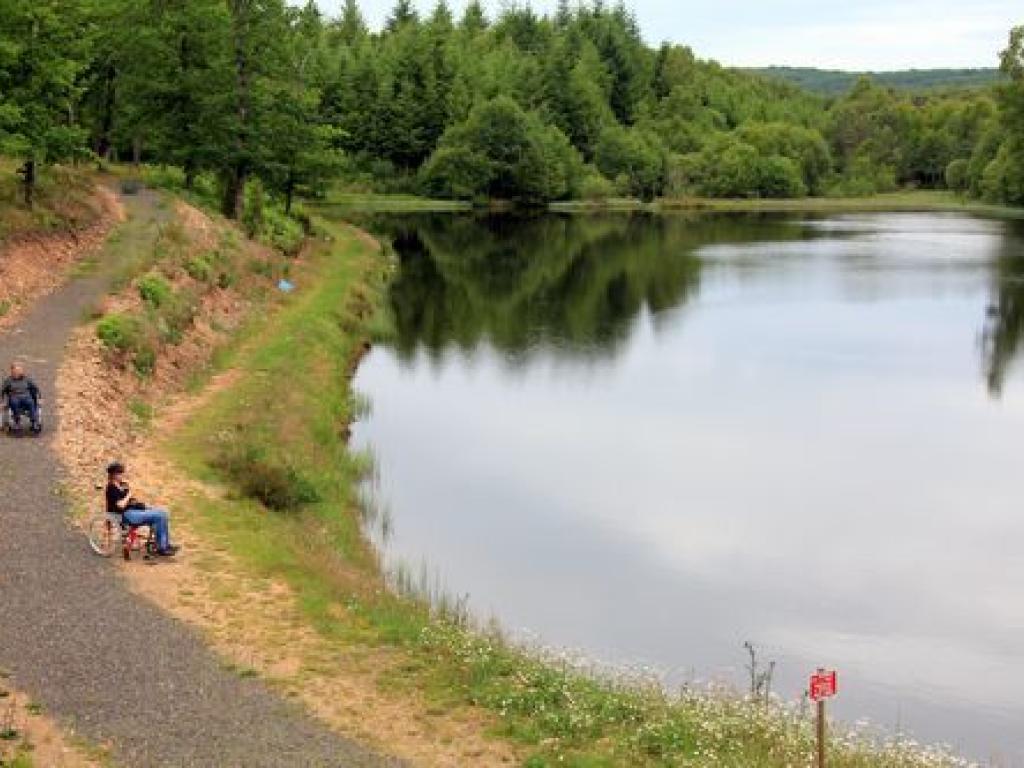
[2,362,42,432]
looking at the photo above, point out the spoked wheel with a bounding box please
[87,515,119,557]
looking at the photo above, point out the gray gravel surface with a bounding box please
[0,190,401,767]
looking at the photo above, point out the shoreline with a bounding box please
[145,206,972,766]
[321,188,1024,219]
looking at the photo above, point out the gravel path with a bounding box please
[0,189,400,767]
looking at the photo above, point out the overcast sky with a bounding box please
[309,0,1020,70]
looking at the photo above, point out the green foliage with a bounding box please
[138,275,172,308]
[982,25,1024,205]
[186,255,214,283]
[2,1,1023,214]
[242,180,267,239]
[0,0,90,165]
[754,66,1003,96]
[737,121,831,194]
[420,146,492,200]
[262,206,305,256]
[96,313,143,353]
[423,97,582,203]
[96,312,157,376]
[153,288,199,345]
[594,126,666,201]
[212,440,320,512]
[577,166,615,201]
[945,158,970,194]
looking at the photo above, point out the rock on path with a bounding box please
[0,189,400,767]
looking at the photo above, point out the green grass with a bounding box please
[322,190,472,212]
[323,187,1023,220]
[160,216,967,768]
[553,190,1024,219]
[0,158,99,243]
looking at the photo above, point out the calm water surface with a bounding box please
[350,211,1024,764]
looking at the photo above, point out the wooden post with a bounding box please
[816,697,826,768]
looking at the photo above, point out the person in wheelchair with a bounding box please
[2,362,42,433]
[106,462,179,557]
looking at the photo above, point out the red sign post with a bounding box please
[810,669,837,702]
[809,669,838,768]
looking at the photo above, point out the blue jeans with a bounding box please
[8,395,38,426]
[123,507,171,551]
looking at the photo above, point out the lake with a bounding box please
[350,210,1024,765]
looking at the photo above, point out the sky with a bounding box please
[310,0,1021,70]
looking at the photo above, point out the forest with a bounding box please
[1,0,1023,211]
[752,67,1003,96]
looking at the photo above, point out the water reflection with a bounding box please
[365,212,1024,396]
[351,211,1024,765]
[369,213,825,360]
[983,219,1024,396]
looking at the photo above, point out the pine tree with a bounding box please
[460,0,488,36]
[555,0,572,29]
[335,0,367,45]
[385,0,418,34]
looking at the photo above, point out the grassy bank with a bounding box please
[323,191,473,212]
[322,187,1023,219]
[155,212,967,768]
[555,190,1024,218]
[0,159,102,242]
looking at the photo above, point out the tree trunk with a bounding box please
[221,166,248,220]
[96,63,117,161]
[234,166,247,218]
[285,172,295,214]
[184,159,196,191]
[132,136,142,168]
[18,159,36,209]
[226,0,252,222]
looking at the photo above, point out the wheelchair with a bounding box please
[86,486,159,561]
[1,398,43,436]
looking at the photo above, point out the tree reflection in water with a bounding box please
[369,212,813,362]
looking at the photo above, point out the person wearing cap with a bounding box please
[2,362,42,432]
[105,462,179,557]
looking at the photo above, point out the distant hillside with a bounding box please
[750,67,1003,96]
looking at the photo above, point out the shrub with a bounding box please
[263,206,304,256]
[694,137,760,198]
[945,158,970,194]
[242,179,265,238]
[595,126,668,201]
[96,313,157,376]
[132,345,157,376]
[423,97,583,203]
[755,155,806,198]
[419,146,492,200]
[577,168,615,201]
[155,289,199,345]
[96,313,142,353]
[213,441,320,512]
[185,255,213,282]
[217,269,237,290]
[138,274,172,308]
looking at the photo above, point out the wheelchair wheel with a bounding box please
[87,514,119,557]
